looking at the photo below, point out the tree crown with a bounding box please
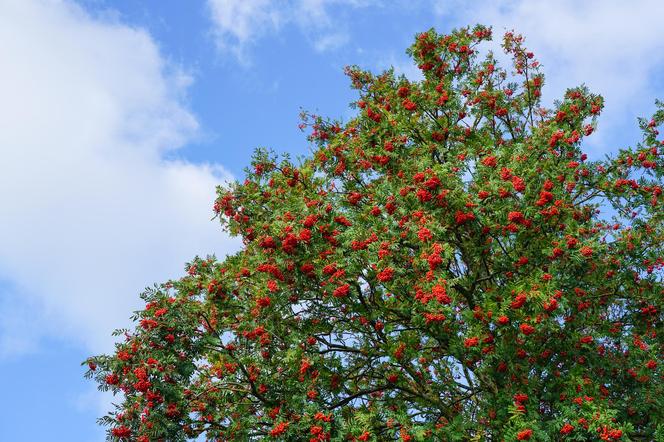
[86,25,663,441]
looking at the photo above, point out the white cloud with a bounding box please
[207,0,282,63]
[0,0,240,357]
[433,0,664,152]
[207,0,374,62]
[313,31,350,52]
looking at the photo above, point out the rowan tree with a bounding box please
[85,25,663,441]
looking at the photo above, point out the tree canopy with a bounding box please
[86,25,663,441]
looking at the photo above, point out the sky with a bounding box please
[0,0,663,440]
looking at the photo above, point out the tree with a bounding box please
[85,25,663,441]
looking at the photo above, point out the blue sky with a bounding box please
[0,0,663,440]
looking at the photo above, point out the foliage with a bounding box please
[85,25,663,441]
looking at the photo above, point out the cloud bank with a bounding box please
[0,0,239,356]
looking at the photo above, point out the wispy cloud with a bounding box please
[433,0,664,151]
[0,0,240,356]
[312,31,350,52]
[207,0,282,63]
[207,0,375,63]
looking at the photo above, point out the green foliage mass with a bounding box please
[86,25,663,441]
